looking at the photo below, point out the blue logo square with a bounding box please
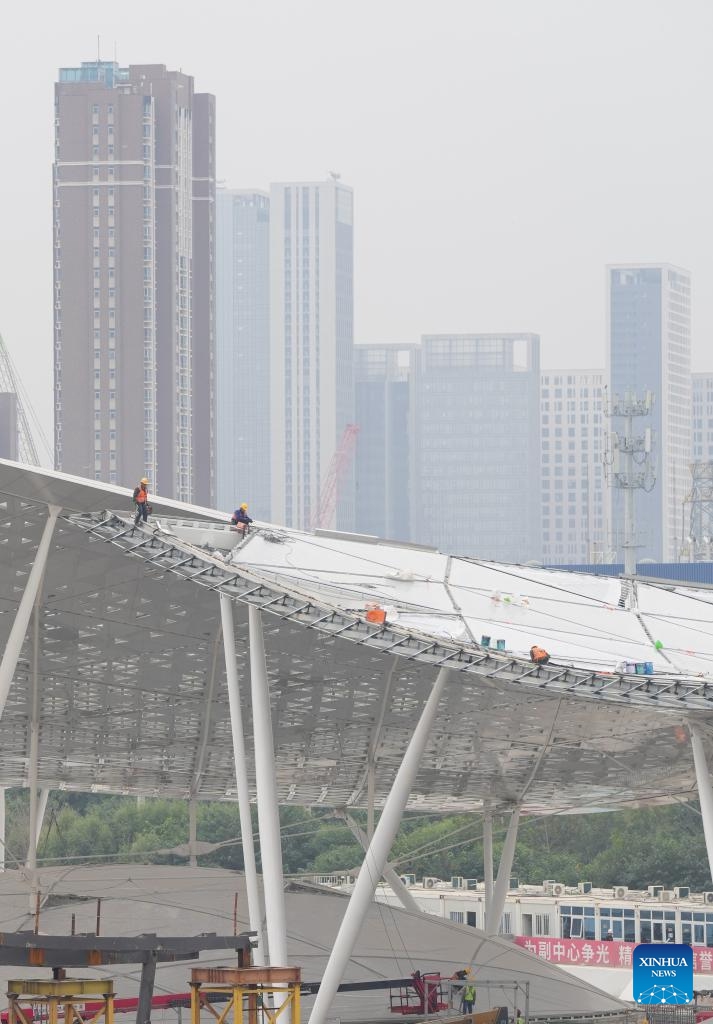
[633,943,693,1004]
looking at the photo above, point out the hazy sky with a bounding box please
[1,0,712,448]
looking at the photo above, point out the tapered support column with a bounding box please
[341,813,421,914]
[483,807,494,924]
[308,668,450,1024]
[690,724,713,884]
[486,807,520,937]
[0,506,60,722]
[249,606,288,967]
[220,595,265,965]
[188,798,198,868]
[0,788,6,872]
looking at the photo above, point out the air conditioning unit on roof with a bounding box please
[551,882,566,898]
[648,885,664,898]
[578,881,592,894]
[451,876,464,889]
[704,891,713,905]
[400,873,416,887]
[613,885,628,899]
[423,876,440,889]
[674,886,690,900]
[465,878,478,890]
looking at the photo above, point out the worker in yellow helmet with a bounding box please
[231,503,253,536]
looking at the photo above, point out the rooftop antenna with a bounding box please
[328,171,341,181]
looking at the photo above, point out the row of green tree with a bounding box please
[4,790,710,891]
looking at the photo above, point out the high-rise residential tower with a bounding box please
[354,344,415,541]
[540,370,609,564]
[692,373,713,463]
[215,189,271,518]
[607,265,691,561]
[412,334,541,562]
[269,177,354,530]
[53,61,215,502]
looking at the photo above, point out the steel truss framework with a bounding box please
[5,460,713,1023]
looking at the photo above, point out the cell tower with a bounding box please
[682,462,713,562]
[0,333,43,466]
[604,388,655,575]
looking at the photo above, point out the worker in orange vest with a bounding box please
[133,478,150,525]
[530,645,550,665]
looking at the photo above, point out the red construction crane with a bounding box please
[311,423,360,530]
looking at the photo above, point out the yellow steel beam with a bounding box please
[7,980,114,997]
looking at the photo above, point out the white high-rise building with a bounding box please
[215,189,271,518]
[692,373,713,463]
[269,178,354,530]
[607,265,691,562]
[540,370,609,564]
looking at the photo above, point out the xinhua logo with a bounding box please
[632,943,693,1005]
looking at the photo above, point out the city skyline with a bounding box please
[2,0,713,446]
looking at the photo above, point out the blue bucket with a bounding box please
[481,636,491,648]
[644,661,654,675]
[635,663,646,675]
[496,639,505,651]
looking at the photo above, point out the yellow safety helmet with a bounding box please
[240,503,248,510]
[140,478,149,485]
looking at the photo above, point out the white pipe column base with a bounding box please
[220,595,266,965]
[690,724,713,884]
[248,606,288,966]
[483,806,494,925]
[308,668,450,1024]
[486,807,520,937]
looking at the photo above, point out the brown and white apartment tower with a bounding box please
[53,61,216,503]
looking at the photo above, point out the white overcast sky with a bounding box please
[1,0,712,446]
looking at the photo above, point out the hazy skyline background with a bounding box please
[1,0,711,450]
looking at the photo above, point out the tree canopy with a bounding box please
[4,791,708,892]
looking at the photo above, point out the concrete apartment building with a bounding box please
[354,344,415,541]
[412,334,541,562]
[540,370,609,564]
[269,178,354,531]
[607,265,691,561]
[53,61,215,502]
[215,189,271,519]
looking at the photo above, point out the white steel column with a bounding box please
[188,798,198,868]
[309,668,450,1024]
[341,813,421,914]
[248,606,288,966]
[0,788,5,871]
[0,506,60,722]
[220,595,265,965]
[690,724,713,882]
[483,806,494,924]
[486,807,520,937]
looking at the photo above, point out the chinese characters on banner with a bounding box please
[514,937,713,973]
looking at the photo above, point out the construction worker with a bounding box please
[462,980,476,1015]
[133,478,150,525]
[530,645,550,665]
[231,503,253,536]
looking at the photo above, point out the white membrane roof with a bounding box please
[2,459,713,814]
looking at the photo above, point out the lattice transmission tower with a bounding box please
[682,461,713,561]
[0,332,45,466]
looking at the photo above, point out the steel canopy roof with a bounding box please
[1,458,712,815]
